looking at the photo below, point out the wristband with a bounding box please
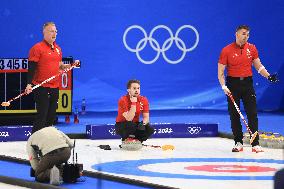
[258,66,265,74]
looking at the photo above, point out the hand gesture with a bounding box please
[129,93,137,103]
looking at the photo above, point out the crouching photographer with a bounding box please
[27,126,74,185]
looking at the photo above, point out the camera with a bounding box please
[30,163,83,183]
[62,163,83,183]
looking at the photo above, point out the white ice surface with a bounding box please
[0,137,283,189]
[0,183,29,189]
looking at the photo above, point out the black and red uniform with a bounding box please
[28,40,62,133]
[219,42,259,146]
[115,94,154,142]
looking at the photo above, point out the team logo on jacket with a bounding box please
[246,48,252,59]
[140,102,144,110]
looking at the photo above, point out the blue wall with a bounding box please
[1,0,284,111]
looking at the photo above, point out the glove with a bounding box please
[137,122,146,131]
[268,73,279,83]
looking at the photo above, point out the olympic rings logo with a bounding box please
[187,126,202,134]
[123,25,199,64]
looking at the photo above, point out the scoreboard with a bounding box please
[0,57,73,114]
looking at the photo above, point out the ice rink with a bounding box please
[0,137,283,189]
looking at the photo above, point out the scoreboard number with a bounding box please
[61,73,68,88]
[0,58,28,70]
[57,70,72,112]
[57,90,72,112]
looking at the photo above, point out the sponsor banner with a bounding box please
[86,123,218,140]
[86,124,119,139]
[0,125,32,142]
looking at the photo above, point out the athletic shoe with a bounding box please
[232,142,243,152]
[252,145,264,153]
[50,165,60,185]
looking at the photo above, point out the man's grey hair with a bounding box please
[43,21,55,30]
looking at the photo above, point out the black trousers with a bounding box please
[32,87,59,133]
[115,121,154,142]
[226,76,259,146]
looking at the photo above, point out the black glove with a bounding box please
[268,73,279,83]
[137,122,146,131]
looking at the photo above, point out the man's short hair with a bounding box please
[127,79,140,89]
[43,21,55,30]
[236,25,250,32]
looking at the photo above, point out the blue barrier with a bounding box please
[0,126,32,142]
[0,123,218,141]
[86,123,218,139]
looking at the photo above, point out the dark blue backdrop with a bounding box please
[1,0,284,111]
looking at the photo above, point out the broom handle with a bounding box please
[228,93,253,135]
